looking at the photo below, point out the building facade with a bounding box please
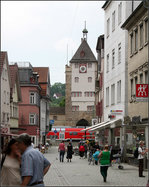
[9,64,22,134]
[122,1,148,156]
[18,62,41,145]
[102,0,141,147]
[0,52,11,149]
[33,67,51,145]
[65,28,98,127]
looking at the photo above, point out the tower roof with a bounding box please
[70,39,97,63]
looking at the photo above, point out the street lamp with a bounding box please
[143,0,149,186]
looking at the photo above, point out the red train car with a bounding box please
[46,127,95,141]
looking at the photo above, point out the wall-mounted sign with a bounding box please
[110,110,123,113]
[50,120,54,124]
[136,84,148,102]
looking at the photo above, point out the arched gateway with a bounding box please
[76,119,90,127]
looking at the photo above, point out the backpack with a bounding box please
[134,147,139,158]
[79,145,85,152]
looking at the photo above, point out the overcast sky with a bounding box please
[1,1,105,85]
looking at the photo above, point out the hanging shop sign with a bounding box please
[136,84,148,102]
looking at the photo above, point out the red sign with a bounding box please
[1,127,9,133]
[136,84,148,97]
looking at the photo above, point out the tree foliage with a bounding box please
[50,83,65,107]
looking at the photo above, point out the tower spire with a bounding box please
[82,21,88,41]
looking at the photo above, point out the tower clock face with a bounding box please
[79,64,87,73]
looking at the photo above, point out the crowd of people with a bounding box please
[1,135,148,185]
[58,139,148,183]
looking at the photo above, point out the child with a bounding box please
[93,148,100,165]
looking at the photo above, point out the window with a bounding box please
[140,24,143,47]
[71,92,82,97]
[75,77,79,83]
[88,77,92,83]
[88,63,92,68]
[130,33,133,55]
[72,132,78,135]
[145,71,148,84]
[30,92,36,104]
[106,54,109,73]
[145,19,148,43]
[53,116,57,120]
[111,84,115,105]
[84,92,95,97]
[75,63,79,68]
[134,29,138,51]
[106,87,109,107]
[59,132,65,139]
[118,2,122,25]
[112,49,115,69]
[29,114,36,125]
[112,11,115,31]
[118,43,121,64]
[72,106,79,111]
[140,74,143,84]
[4,91,6,104]
[107,18,110,37]
[117,80,121,103]
[7,92,9,105]
[87,106,94,111]
[135,76,138,95]
[130,79,134,96]
[2,113,5,122]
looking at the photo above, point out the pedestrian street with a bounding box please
[44,146,147,186]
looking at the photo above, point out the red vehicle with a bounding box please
[46,127,95,141]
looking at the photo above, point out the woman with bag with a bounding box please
[1,138,21,186]
[98,145,110,182]
[66,141,73,162]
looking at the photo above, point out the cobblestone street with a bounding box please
[44,146,148,186]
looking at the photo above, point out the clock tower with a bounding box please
[65,26,98,127]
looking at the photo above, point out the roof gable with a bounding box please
[0,51,11,85]
[33,67,49,83]
[70,39,97,63]
[33,67,50,97]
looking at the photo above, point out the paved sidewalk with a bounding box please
[44,146,148,186]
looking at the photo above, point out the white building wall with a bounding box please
[1,58,10,130]
[71,62,96,111]
[40,99,46,136]
[104,1,141,122]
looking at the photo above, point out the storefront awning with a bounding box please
[1,133,19,137]
[81,121,110,132]
[89,119,122,132]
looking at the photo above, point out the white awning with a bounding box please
[81,121,110,132]
[89,119,122,132]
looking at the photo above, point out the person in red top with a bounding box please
[79,143,85,159]
[58,140,65,162]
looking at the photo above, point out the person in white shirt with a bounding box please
[138,141,148,177]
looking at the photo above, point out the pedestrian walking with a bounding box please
[98,145,110,182]
[93,142,100,153]
[138,141,148,177]
[1,138,22,186]
[66,141,73,162]
[84,142,88,159]
[58,140,65,162]
[79,144,85,159]
[16,133,51,186]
